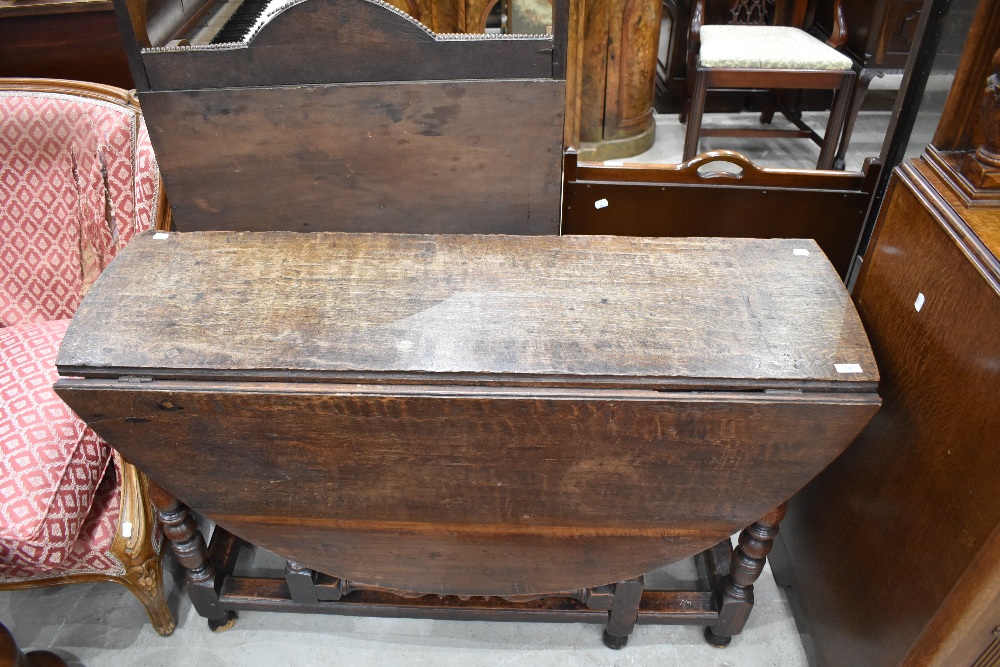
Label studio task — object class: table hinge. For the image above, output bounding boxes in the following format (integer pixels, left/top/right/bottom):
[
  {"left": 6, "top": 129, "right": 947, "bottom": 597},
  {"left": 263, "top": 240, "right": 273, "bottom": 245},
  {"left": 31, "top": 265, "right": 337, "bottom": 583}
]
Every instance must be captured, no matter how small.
[{"left": 118, "top": 375, "right": 154, "bottom": 384}]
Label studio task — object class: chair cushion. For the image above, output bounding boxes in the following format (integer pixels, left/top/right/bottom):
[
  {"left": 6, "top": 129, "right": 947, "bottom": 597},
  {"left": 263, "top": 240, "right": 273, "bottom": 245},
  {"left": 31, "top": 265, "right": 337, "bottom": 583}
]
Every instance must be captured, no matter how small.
[
  {"left": 0, "top": 454, "right": 124, "bottom": 581},
  {"left": 0, "top": 319, "right": 112, "bottom": 574},
  {"left": 699, "top": 25, "right": 853, "bottom": 71},
  {"left": 0, "top": 91, "right": 159, "bottom": 327}
]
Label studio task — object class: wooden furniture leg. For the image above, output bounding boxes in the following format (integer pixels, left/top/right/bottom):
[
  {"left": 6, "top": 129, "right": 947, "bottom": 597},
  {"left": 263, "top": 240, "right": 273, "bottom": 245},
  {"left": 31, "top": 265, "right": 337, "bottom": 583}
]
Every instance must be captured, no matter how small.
[
  {"left": 1, "top": 622, "right": 67, "bottom": 667},
  {"left": 0, "top": 623, "right": 66, "bottom": 667},
  {"left": 601, "top": 576, "right": 644, "bottom": 649},
  {"left": 818, "top": 73, "right": 856, "bottom": 170},
  {"left": 704, "top": 503, "right": 787, "bottom": 648},
  {"left": 683, "top": 69, "right": 710, "bottom": 162},
  {"left": 833, "top": 68, "right": 885, "bottom": 171},
  {"left": 146, "top": 482, "right": 237, "bottom": 632}
]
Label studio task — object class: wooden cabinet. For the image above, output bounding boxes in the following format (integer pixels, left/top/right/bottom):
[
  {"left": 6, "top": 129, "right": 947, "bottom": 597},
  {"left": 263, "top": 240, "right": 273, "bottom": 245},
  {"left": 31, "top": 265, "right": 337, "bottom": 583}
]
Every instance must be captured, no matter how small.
[
  {"left": 770, "top": 2, "right": 1000, "bottom": 662},
  {"left": 0, "top": 0, "right": 133, "bottom": 88},
  {"left": 771, "top": 158, "right": 1000, "bottom": 667}
]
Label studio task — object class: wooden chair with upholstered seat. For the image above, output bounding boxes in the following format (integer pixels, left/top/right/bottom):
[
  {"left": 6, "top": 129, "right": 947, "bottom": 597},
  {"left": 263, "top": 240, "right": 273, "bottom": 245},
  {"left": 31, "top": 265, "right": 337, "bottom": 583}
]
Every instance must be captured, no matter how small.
[
  {"left": 682, "top": 0, "right": 855, "bottom": 169},
  {"left": 0, "top": 78, "right": 174, "bottom": 636}
]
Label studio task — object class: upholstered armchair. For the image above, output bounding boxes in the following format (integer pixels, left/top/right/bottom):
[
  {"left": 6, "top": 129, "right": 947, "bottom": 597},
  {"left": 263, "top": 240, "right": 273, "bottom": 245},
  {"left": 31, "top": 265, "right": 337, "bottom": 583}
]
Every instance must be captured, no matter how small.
[
  {"left": 0, "top": 79, "right": 174, "bottom": 635},
  {"left": 682, "top": 0, "right": 855, "bottom": 169}
]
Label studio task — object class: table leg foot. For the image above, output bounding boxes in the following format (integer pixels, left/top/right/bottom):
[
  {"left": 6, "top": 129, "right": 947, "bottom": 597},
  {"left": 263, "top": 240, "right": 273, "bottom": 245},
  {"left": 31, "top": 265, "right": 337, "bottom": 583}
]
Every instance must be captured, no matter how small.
[
  {"left": 602, "top": 629, "right": 629, "bottom": 650},
  {"left": 147, "top": 481, "right": 230, "bottom": 628},
  {"left": 703, "top": 626, "right": 731, "bottom": 648},
  {"left": 209, "top": 610, "right": 238, "bottom": 633},
  {"left": 601, "top": 576, "right": 643, "bottom": 650}
]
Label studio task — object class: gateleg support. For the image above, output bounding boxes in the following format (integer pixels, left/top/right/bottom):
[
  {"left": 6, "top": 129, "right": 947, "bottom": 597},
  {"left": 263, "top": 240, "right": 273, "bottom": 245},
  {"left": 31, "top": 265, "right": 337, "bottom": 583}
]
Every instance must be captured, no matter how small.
[
  {"left": 147, "top": 481, "right": 237, "bottom": 632},
  {"left": 602, "top": 576, "right": 644, "bottom": 650},
  {"left": 705, "top": 503, "right": 787, "bottom": 648}
]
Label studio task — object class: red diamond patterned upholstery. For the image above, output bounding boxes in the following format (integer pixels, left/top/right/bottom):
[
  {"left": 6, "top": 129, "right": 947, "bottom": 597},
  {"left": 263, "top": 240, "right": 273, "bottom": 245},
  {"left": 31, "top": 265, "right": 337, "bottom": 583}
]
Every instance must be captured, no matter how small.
[
  {"left": 0, "top": 80, "right": 172, "bottom": 635},
  {"left": 0, "top": 92, "right": 159, "bottom": 327},
  {"left": 0, "top": 319, "right": 111, "bottom": 574},
  {"left": 0, "top": 86, "right": 161, "bottom": 579}
]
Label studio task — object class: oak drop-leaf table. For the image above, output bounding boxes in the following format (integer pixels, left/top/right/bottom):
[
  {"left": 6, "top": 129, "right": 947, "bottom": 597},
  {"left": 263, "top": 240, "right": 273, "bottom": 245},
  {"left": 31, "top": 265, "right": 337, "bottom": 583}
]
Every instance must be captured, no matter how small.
[{"left": 54, "top": 232, "right": 879, "bottom": 648}]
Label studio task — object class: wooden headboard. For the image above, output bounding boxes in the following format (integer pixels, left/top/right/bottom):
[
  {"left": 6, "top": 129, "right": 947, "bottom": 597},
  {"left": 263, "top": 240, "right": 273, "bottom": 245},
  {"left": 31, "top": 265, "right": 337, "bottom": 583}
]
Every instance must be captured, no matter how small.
[{"left": 114, "top": 0, "right": 568, "bottom": 234}]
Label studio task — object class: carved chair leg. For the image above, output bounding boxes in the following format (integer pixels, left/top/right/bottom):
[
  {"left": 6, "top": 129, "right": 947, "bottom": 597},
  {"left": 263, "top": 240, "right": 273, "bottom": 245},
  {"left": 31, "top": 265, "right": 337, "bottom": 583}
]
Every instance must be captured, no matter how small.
[
  {"left": 120, "top": 553, "right": 176, "bottom": 636},
  {"left": 115, "top": 461, "right": 176, "bottom": 635},
  {"left": 818, "top": 72, "right": 856, "bottom": 170},
  {"left": 833, "top": 68, "right": 882, "bottom": 170},
  {"left": 704, "top": 503, "right": 787, "bottom": 648},
  {"left": 759, "top": 93, "right": 776, "bottom": 125},
  {"left": 147, "top": 482, "right": 237, "bottom": 632},
  {"left": 601, "top": 576, "right": 644, "bottom": 649}
]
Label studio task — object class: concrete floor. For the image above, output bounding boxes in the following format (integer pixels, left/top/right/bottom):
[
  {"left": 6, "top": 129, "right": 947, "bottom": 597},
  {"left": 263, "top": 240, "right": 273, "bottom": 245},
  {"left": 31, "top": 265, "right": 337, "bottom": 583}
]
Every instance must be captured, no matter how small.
[{"left": 2, "top": 546, "right": 808, "bottom": 666}]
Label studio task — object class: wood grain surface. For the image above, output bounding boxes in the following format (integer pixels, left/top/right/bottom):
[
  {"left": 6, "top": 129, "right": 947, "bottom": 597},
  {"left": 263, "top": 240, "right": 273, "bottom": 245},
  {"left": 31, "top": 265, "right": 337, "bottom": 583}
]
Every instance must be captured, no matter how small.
[
  {"left": 139, "top": 0, "right": 556, "bottom": 90},
  {"left": 562, "top": 152, "right": 881, "bottom": 279},
  {"left": 56, "top": 381, "right": 879, "bottom": 594},
  {"left": 771, "top": 160, "right": 1000, "bottom": 667},
  {"left": 57, "top": 232, "right": 878, "bottom": 391},
  {"left": 140, "top": 81, "right": 564, "bottom": 235},
  {"left": 0, "top": 6, "right": 133, "bottom": 89},
  {"left": 55, "top": 230, "right": 879, "bottom": 596}
]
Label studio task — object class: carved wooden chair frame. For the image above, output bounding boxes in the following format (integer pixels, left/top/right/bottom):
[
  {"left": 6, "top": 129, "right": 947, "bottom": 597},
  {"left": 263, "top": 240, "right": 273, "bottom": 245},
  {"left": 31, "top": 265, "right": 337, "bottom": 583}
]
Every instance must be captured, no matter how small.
[{"left": 682, "top": 0, "right": 855, "bottom": 170}]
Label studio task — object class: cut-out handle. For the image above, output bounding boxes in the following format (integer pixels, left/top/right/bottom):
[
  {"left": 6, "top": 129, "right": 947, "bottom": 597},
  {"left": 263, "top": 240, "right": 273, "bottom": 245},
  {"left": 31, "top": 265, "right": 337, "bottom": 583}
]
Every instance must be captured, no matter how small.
[
  {"left": 696, "top": 161, "right": 745, "bottom": 179},
  {"left": 683, "top": 150, "right": 763, "bottom": 179}
]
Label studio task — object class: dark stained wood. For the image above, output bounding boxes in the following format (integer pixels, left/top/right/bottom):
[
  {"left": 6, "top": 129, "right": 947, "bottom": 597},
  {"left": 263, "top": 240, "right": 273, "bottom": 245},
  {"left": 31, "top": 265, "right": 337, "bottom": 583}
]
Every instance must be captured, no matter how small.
[
  {"left": 705, "top": 503, "right": 786, "bottom": 647},
  {"left": 284, "top": 562, "right": 320, "bottom": 605},
  {"left": 562, "top": 151, "right": 883, "bottom": 279},
  {"left": 58, "top": 232, "right": 877, "bottom": 389},
  {"left": 813, "top": 0, "right": 922, "bottom": 69},
  {"left": 133, "top": 0, "right": 556, "bottom": 90},
  {"left": 113, "top": 0, "right": 567, "bottom": 235},
  {"left": 147, "top": 482, "right": 236, "bottom": 629},
  {"left": 602, "top": 577, "right": 644, "bottom": 648},
  {"left": 192, "top": 524, "right": 728, "bottom": 632},
  {"left": 771, "top": 157, "right": 1000, "bottom": 667},
  {"left": 0, "top": 623, "right": 68, "bottom": 667},
  {"left": 0, "top": 1, "right": 133, "bottom": 88},
  {"left": 55, "top": 231, "right": 879, "bottom": 597},
  {"left": 212, "top": 561, "right": 721, "bottom": 624},
  {"left": 139, "top": 81, "right": 563, "bottom": 234}
]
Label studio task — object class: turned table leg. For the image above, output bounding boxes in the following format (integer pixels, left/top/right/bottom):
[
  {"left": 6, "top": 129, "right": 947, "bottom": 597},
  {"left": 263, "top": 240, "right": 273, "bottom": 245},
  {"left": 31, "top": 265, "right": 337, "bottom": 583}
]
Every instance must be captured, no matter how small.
[
  {"left": 705, "top": 503, "right": 787, "bottom": 648},
  {"left": 147, "top": 482, "right": 237, "bottom": 632},
  {"left": 602, "top": 576, "right": 644, "bottom": 649}
]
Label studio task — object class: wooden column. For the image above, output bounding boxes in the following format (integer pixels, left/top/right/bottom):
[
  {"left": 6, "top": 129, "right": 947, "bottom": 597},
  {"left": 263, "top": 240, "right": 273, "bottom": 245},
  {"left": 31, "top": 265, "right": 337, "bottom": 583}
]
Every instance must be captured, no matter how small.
[{"left": 573, "top": 0, "right": 662, "bottom": 159}]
